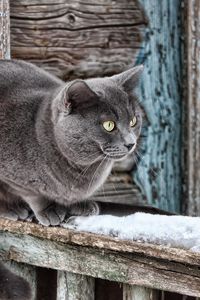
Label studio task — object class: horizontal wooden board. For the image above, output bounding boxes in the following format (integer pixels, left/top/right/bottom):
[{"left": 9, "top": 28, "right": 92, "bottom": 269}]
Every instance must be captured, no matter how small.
[
  {"left": 0, "top": 219, "right": 200, "bottom": 266},
  {"left": 91, "top": 173, "right": 144, "bottom": 205},
  {"left": 1, "top": 220, "right": 200, "bottom": 297},
  {"left": 10, "top": 0, "right": 147, "bottom": 79},
  {"left": 11, "top": 47, "right": 143, "bottom": 80}
]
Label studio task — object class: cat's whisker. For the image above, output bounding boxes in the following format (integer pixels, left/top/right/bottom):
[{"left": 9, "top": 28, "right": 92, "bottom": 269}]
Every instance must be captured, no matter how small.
[{"left": 86, "top": 155, "right": 108, "bottom": 197}]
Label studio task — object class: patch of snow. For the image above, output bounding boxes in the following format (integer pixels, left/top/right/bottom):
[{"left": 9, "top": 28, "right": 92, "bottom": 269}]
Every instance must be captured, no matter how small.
[{"left": 62, "top": 213, "right": 200, "bottom": 252}]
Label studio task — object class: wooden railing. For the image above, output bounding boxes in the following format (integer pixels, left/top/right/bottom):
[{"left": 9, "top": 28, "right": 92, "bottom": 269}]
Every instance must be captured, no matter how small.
[{"left": 0, "top": 218, "right": 200, "bottom": 299}]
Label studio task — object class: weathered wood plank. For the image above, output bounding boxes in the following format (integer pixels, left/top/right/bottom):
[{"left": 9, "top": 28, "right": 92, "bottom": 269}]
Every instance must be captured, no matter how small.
[
  {"left": 10, "top": 0, "right": 146, "bottom": 79},
  {"left": 0, "top": 219, "right": 200, "bottom": 266},
  {"left": 1, "top": 230, "right": 200, "bottom": 297},
  {"left": 0, "top": 0, "right": 10, "bottom": 59},
  {"left": 134, "top": 0, "right": 182, "bottom": 212},
  {"left": 91, "top": 173, "right": 144, "bottom": 205},
  {"left": 123, "top": 285, "right": 159, "bottom": 300},
  {"left": 4, "top": 260, "right": 37, "bottom": 300},
  {"left": 57, "top": 271, "right": 95, "bottom": 300},
  {"left": 10, "top": 46, "right": 143, "bottom": 80},
  {"left": 183, "top": 0, "right": 200, "bottom": 216}
]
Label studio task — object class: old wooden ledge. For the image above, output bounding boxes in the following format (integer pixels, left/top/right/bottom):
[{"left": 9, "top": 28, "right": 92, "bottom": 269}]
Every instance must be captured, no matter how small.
[{"left": 0, "top": 218, "right": 200, "bottom": 297}]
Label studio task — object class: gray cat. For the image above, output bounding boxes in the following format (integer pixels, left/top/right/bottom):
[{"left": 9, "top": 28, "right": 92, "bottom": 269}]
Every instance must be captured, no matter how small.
[
  {"left": 0, "top": 60, "right": 143, "bottom": 226},
  {"left": 0, "top": 60, "right": 143, "bottom": 299}
]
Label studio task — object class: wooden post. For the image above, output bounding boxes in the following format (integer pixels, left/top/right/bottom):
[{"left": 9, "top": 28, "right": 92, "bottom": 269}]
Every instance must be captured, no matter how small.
[
  {"left": 4, "top": 260, "right": 37, "bottom": 300},
  {"left": 0, "top": 0, "right": 10, "bottom": 59},
  {"left": 134, "top": 0, "right": 182, "bottom": 213},
  {"left": 123, "top": 285, "right": 159, "bottom": 300},
  {"left": 183, "top": 0, "right": 200, "bottom": 216},
  {"left": 57, "top": 271, "right": 95, "bottom": 300}
]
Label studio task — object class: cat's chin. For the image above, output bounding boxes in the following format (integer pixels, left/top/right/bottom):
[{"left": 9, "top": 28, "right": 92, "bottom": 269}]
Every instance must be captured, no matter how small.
[{"left": 104, "top": 153, "right": 128, "bottom": 161}]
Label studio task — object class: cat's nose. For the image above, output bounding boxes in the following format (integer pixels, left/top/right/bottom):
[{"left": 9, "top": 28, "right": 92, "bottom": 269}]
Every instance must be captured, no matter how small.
[{"left": 125, "top": 143, "right": 135, "bottom": 151}]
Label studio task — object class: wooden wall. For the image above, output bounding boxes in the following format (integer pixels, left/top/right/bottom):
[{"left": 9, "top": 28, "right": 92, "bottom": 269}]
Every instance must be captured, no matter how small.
[
  {"left": 10, "top": 0, "right": 146, "bottom": 80},
  {"left": 134, "top": 0, "right": 183, "bottom": 213}
]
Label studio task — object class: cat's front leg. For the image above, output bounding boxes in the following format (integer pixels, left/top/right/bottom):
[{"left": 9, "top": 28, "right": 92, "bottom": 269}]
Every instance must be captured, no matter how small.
[
  {"left": 23, "top": 196, "right": 66, "bottom": 226},
  {"left": 0, "top": 200, "right": 30, "bottom": 221},
  {"left": 64, "top": 201, "right": 100, "bottom": 226},
  {"left": 68, "top": 201, "right": 100, "bottom": 217},
  {"left": 23, "top": 195, "right": 100, "bottom": 226}
]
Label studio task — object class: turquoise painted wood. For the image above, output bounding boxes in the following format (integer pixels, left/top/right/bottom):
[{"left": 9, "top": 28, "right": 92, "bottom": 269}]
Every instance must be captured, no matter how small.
[{"left": 133, "top": 0, "right": 182, "bottom": 212}]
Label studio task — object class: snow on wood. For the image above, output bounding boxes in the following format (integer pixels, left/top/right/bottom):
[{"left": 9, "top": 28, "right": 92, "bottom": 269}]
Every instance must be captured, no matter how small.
[{"left": 63, "top": 213, "right": 200, "bottom": 252}]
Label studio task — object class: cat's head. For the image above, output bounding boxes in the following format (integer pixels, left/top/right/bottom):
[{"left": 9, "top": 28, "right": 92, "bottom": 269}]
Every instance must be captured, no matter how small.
[{"left": 52, "top": 66, "right": 143, "bottom": 165}]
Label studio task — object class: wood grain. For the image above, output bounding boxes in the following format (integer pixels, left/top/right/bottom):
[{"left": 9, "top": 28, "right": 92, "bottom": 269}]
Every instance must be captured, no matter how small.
[
  {"left": 0, "top": 218, "right": 200, "bottom": 266},
  {"left": 10, "top": 0, "right": 147, "bottom": 79},
  {"left": 183, "top": 0, "right": 200, "bottom": 216},
  {"left": 4, "top": 260, "right": 37, "bottom": 300},
  {"left": 123, "top": 285, "right": 159, "bottom": 300},
  {"left": 57, "top": 272, "right": 95, "bottom": 300},
  {"left": 134, "top": 0, "right": 182, "bottom": 213},
  {"left": 1, "top": 225, "right": 200, "bottom": 296},
  {"left": 0, "top": 0, "right": 10, "bottom": 58},
  {"left": 90, "top": 173, "right": 144, "bottom": 205}
]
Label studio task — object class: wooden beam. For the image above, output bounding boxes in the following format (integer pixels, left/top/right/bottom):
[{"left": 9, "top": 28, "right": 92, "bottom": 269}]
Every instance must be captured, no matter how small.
[
  {"left": 0, "top": 0, "right": 10, "bottom": 59},
  {"left": 57, "top": 272, "right": 95, "bottom": 300},
  {"left": 183, "top": 0, "right": 200, "bottom": 215},
  {"left": 0, "top": 219, "right": 199, "bottom": 266},
  {"left": 1, "top": 220, "right": 200, "bottom": 296}
]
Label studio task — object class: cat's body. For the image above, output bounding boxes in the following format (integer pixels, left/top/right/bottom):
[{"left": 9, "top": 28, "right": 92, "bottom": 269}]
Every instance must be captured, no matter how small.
[
  {"left": 0, "top": 60, "right": 143, "bottom": 299},
  {"left": 0, "top": 60, "right": 143, "bottom": 226},
  {"left": 0, "top": 60, "right": 112, "bottom": 206}
]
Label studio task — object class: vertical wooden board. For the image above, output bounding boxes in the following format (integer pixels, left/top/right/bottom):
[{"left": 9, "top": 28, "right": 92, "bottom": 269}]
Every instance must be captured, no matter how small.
[
  {"left": 123, "top": 285, "right": 159, "bottom": 300},
  {"left": 57, "top": 271, "right": 95, "bottom": 300},
  {"left": 133, "top": 0, "right": 182, "bottom": 212},
  {"left": 183, "top": 0, "right": 200, "bottom": 216},
  {"left": 4, "top": 260, "right": 37, "bottom": 300},
  {"left": 0, "top": 0, "right": 10, "bottom": 59}
]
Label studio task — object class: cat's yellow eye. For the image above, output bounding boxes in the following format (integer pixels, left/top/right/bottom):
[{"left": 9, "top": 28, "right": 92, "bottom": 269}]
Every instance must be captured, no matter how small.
[
  {"left": 102, "top": 121, "right": 115, "bottom": 132},
  {"left": 130, "top": 116, "right": 137, "bottom": 127}
]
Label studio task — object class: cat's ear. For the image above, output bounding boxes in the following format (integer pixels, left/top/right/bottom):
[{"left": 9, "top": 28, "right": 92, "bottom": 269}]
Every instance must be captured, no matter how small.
[
  {"left": 65, "top": 80, "right": 98, "bottom": 110},
  {"left": 111, "top": 65, "right": 143, "bottom": 92},
  {"left": 52, "top": 80, "right": 97, "bottom": 122}
]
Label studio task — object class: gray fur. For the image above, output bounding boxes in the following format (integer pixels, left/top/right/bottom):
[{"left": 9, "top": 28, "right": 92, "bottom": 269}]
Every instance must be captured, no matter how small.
[{"left": 0, "top": 60, "right": 143, "bottom": 225}]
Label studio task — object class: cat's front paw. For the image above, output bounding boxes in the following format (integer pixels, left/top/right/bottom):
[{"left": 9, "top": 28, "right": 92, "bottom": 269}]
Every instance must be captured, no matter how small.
[
  {"left": 0, "top": 203, "right": 30, "bottom": 221},
  {"left": 68, "top": 201, "right": 100, "bottom": 217},
  {"left": 35, "top": 203, "right": 66, "bottom": 226}
]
